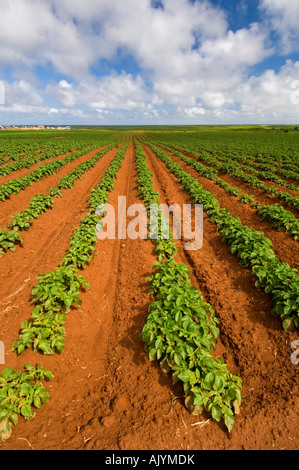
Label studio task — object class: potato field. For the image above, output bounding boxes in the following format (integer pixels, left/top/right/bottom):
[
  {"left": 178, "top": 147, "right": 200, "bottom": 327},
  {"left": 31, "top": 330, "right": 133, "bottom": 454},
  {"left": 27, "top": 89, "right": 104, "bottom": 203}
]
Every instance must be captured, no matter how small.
[{"left": 0, "top": 126, "right": 298, "bottom": 450}]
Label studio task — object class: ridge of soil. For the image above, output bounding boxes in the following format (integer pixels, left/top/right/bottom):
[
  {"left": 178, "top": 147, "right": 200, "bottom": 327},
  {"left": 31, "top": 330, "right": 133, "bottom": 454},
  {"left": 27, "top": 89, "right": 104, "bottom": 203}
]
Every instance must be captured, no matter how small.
[{"left": 0, "top": 137, "right": 298, "bottom": 450}]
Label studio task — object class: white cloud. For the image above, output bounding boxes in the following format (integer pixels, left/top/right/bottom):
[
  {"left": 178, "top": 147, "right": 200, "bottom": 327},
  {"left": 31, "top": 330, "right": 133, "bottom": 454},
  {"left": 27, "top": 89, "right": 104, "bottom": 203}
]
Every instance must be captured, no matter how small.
[
  {"left": 0, "top": 0, "right": 229, "bottom": 81},
  {"left": 181, "top": 106, "right": 206, "bottom": 118},
  {"left": 46, "top": 72, "right": 149, "bottom": 111},
  {"left": 0, "top": 0, "right": 96, "bottom": 77},
  {"left": 0, "top": 0, "right": 298, "bottom": 124},
  {"left": 59, "top": 80, "right": 73, "bottom": 90},
  {"left": 259, "top": 0, "right": 299, "bottom": 54},
  {"left": 234, "top": 60, "right": 299, "bottom": 120},
  {"left": 49, "top": 107, "right": 59, "bottom": 114},
  {"left": 1, "top": 79, "right": 45, "bottom": 110},
  {"left": 198, "top": 23, "right": 271, "bottom": 68},
  {"left": 201, "top": 92, "right": 226, "bottom": 109}
]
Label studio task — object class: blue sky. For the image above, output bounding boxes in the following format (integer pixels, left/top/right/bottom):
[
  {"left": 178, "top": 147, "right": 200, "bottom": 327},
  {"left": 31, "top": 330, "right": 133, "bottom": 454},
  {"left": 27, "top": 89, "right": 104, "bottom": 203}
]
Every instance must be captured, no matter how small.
[{"left": 0, "top": 0, "right": 298, "bottom": 125}]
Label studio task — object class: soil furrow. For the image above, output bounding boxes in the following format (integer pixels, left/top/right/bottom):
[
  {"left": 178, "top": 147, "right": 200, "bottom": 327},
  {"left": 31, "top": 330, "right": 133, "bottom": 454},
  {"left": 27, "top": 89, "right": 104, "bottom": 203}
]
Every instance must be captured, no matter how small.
[
  {"left": 0, "top": 145, "right": 110, "bottom": 227},
  {"left": 153, "top": 144, "right": 299, "bottom": 270},
  {"left": 0, "top": 145, "right": 123, "bottom": 338},
  {"left": 167, "top": 144, "right": 299, "bottom": 215},
  {"left": 0, "top": 134, "right": 298, "bottom": 451},
  {"left": 138, "top": 140, "right": 299, "bottom": 450}
]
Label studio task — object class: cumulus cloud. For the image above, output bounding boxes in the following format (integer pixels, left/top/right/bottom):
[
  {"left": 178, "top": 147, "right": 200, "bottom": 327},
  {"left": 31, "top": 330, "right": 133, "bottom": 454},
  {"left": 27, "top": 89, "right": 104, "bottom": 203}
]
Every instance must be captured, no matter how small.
[
  {"left": 260, "top": 0, "right": 299, "bottom": 54},
  {"left": 0, "top": 0, "right": 298, "bottom": 124},
  {"left": 0, "top": 0, "right": 96, "bottom": 77},
  {"left": 234, "top": 60, "right": 299, "bottom": 120},
  {"left": 6, "top": 80, "right": 44, "bottom": 106},
  {"left": 46, "top": 72, "right": 149, "bottom": 111}
]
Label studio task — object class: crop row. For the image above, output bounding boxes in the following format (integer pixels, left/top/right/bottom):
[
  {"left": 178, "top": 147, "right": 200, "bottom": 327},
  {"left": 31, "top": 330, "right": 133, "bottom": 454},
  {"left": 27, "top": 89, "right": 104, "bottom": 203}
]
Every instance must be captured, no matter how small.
[
  {"left": 0, "top": 142, "right": 129, "bottom": 440},
  {"left": 0, "top": 145, "right": 88, "bottom": 177},
  {"left": 12, "top": 141, "right": 129, "bottom": 356},
  {"left": 0, "top": 130, "right": 116, "bottom": 164},
  {"left": 145, "top": 130, "right": 299, "bottom": 174},
  {"left": 192, "top": 144, "right": 299, "bottom": 190},
  {"left": 134, "top": 138, "right": 242, "bottom": 432},
  {"left": 153, "top": 142, "right": 299, "bottom": 240},
  {"left": 0, "top": 144, "right": 104, "bottom": 202},
  {"left": 0, "top": 133, "right": 120, "bottom": 172},
  {"left": 146, "top": 133, "right": 299, "bottom": 207},
  {"left": 221, "top": 157, "right": 298, "bottom": 192},
  {"left": 0, "top": 143, "right": 117, "bottom": 256},
  {"left": 243, "top": 157, "right": 299, "bottom": 182},
  {"left": 165, "top": 140, "right": 299, "bottom": 212},
  {"left": 142, "top": 140, "right": 299, "bottom": 332}
]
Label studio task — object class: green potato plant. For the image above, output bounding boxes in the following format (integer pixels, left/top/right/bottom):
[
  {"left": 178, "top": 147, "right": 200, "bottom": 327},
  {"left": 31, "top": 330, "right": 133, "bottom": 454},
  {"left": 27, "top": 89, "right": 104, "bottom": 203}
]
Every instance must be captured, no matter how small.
[
  {"left": 11, "top": 266, "right": 89, "bottom": 355},
  {"left": 0, "top": 229, "right": 24, "bottom": 255},
  {"left": 135, "top": 138, "right": 242, "bottom": 432},
  {"left": 0, "top": 364, "right": 53, "bottom": 441},
  {"left": 142, "top": 141, "right": 299, "bottom": 331},
  {"left": 12, "top": 142, "right": 129, "bottom": 356}
]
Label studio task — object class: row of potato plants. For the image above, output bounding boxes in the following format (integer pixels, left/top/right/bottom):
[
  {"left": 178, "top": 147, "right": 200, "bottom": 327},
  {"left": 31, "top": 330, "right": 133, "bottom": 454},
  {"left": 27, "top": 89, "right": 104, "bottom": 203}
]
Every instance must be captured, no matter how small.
[
  {"left": 143, "top": 140, "right": 299, "bottom": 332},
  {"left": 0, "top": 143, "right": 87, "bottom": 177},
  {"left": 221, "top": 155, "right": 298, "bottom": 192},
  {"left": 244, "top": 157, "right": 299, "bottom": 182},
  {"left": 0, "top": 145, "right": 47, "bottom": 165},
  {"left": 0, "top": 143, "right": 102, "bottom": 202},
  {"left": 216, "top": 150, "right": 299, "bottom": 189},
  {"left": 0, "top": 143, "right": 116, "bottom": 256},
  {"left": 0, "top": 134, "right": 87, "bottom": 164},
  {"left": 153, "top": 142, "right": 299, "bottom": 240},
  {"left": 0, "top": 133, "right": 118, "bottom": 170},
  {"left": 187, "top": 139, "right": 299, "bottom": 190},
  {"left": 0, "top": 364, "right": 54, "bottom": 441},
  {"left": 147, "top": 134, "right": 299, "bottom": 211},
  {"left": 0, "top": 129, "right": 119, "bottom": 160},
  {"left": 173, "top": 141, "right": 299, "bottom": 211},
  {"left": 134, "top": 138, "right": 242, "bottom": 432},
  {"left": 0, "top": 136, "right": 48, "bottom": 156},
  {"left": 0, "top": 142, "right": 128, "bottom": 440},
  {"left": 0, "top": 142, "right": 70, "bottom": 167},
  {"left": 147, "top": 130, "right": 299, "bottom": 181},
  {"left": 204, "top": 142, "right": 299, "bottom": 182},
  {"left": 11, "top": 141, "right": 128, "bottom": 356}
]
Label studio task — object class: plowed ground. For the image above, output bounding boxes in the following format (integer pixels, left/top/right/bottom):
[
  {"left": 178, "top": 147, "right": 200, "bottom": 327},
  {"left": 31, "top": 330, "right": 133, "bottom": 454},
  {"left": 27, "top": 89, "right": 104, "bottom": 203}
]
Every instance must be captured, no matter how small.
[{"left": 0, "top": 136, "right": 298, "bottom": 451}]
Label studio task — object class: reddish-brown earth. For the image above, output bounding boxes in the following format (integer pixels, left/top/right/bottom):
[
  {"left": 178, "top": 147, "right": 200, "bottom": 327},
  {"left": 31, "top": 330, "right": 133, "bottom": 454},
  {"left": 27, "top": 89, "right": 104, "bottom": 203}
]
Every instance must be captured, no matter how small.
[
  {"left": 151, "top": 143, "right": 299, "bottom": 271},
  {"left": 0, "top": 136, "right": 298, "bottom": 451},
  {"left": 167, "top": 143, "right": 299, "bottom": 218},
  {"left": 0, "top": 149, "right": 78, "bottom": 185},
  {"left": 0, "top": 145, "right": 110, "bottom": 227}
]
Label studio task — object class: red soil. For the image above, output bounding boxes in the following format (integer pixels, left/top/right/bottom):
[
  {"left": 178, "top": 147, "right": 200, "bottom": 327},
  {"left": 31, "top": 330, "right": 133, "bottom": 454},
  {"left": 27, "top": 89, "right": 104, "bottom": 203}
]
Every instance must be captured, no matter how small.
[
  {"left": 176, "top": 145, "right": 299, "bottom": 217},
  {"left": 0, "top": 150, "right": 79, "bottom": 185},
  {"left": 0, "top": 137, "right": 298, "bottom": 451},
  {"left": 0, "top": 146, "right": 108, "bottom": 228},
  {"left": 153, "top": 144, "right": 299, "bottom": 271}
]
